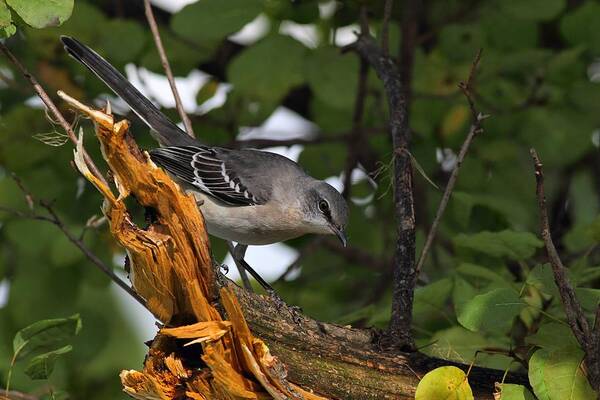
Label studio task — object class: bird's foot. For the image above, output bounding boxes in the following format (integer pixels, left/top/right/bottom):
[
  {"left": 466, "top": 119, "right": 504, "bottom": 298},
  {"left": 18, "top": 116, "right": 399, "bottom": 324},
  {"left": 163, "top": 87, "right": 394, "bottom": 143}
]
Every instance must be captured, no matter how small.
[
  {"left": 267, "top": 289, "right": 303, "bottom": 324},
  {"left": 219, "top": 263, "right": 229, "bottom": 274}
]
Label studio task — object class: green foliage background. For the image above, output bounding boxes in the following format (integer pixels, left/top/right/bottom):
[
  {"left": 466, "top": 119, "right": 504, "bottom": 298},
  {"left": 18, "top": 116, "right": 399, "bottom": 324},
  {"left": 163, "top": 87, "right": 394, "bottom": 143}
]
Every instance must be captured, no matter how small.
[{"left": 0, "top": 0, "right": 599, "bottom": 398}]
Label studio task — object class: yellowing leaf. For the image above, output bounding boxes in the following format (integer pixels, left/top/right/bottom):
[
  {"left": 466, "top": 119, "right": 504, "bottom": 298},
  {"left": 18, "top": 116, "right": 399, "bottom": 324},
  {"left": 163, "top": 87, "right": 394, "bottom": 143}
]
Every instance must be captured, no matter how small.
[
  {"left": 415, "top": 366, "right": 474, "bottom": 400},
  {"left": 441, "top": 104, "right": 470, "bottom": 137}
]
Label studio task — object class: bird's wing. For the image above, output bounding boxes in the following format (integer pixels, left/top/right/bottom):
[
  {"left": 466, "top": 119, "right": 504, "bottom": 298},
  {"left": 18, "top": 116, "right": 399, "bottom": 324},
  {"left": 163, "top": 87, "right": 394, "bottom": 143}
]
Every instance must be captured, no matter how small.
[{"left": 149, "top": 146, "right": 268, "bottom": 206}]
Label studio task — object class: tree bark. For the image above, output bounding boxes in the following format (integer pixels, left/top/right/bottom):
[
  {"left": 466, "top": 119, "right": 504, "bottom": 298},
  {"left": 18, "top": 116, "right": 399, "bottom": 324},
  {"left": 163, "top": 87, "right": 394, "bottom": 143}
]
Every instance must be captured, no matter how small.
[{"left": 230, "top": 283, "right": 528, "bottom": 400}]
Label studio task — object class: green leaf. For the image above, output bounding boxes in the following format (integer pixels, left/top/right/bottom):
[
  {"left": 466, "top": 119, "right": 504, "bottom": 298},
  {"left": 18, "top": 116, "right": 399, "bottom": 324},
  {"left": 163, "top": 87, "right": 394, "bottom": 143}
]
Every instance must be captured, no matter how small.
[
  {"left": 228, "top": 34, "right": 306, "bottom": 102},
  {"left": 0, "top": 1, "right": 15, "bottom": 38},
  {"left": 574, "top": 288, "right": 600, "bottom": 311},
  {"left": 529, "top": 349, "right": 551, "bottom": 400},
  {"left": 499, "top": 0, "right": 565, "bottom": 21},
  {"left": 196, "top": 80, "right": 219, "bottom": 106},
  {"left": 305, "top": 46, "right": 359, "bottom": 110},
  {"left": 97, "top": 20, "right": 146, "bottom": 66},
  {"left": 24, "top": 345, "right": 72, "bottom": 380},
  {"left": 438, "top": 24, "right": 484, "bottom": 62},
  {"left": 13, "top": 314, "right": 82, "bottom": 360},
  {"left": 452, "top": 276, "right": 477, "bottom": 316},
  {"left": 560, "top": 2, "right": 600, "bottom": 54},
  {"left": 498, "top": 383, "right": 536, "bottom": 400},
  {"left": 6, "top": 0, "right": 73, "bottom": 28},
  {"left": 526, "top": 322, "right": 579, "bottom": 351},
  {"left": 481, "top": 12, "right": 537, "bottom": 51},
  {"left": 422, "top": 326, "right": 488, "bottom": 364},
  {"left": 171, "top": 0, "right": 262, "bottom": 46},
  {"left": 139, "top": 28, "right": 210, "bottom": 76},
  {"left": 298, "top": 142, "right": 346, "bottom": 179},
  {"left": 453, "top": 230, "right": 543, "bottom": 260},
  {"left": 526, "top": 263, "right": 558, "bottom": 298},
  {"left": 456, "top": 263, "right": 510, "bottom": 285},
  {"left": 544, "top": 348, "right": 595, "bottom": 400},
  {"left": 415, "top": 366, "right": 474, "bottom": 400},
  {"left": 457, "top": 288, "right": 524, "bottom": 332},
  {"left": 414, "top": 278, "right": 454, "bottom": 320},
  {"left": 50, "top": 233, "right": 84, "bottom": 267}
]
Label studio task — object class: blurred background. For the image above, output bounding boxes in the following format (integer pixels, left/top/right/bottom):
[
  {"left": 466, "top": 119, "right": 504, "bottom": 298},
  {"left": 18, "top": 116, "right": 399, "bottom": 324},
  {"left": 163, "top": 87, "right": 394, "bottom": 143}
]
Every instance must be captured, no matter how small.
[{"left": 1, "top": 0, "right": 599, "bottom": 398}]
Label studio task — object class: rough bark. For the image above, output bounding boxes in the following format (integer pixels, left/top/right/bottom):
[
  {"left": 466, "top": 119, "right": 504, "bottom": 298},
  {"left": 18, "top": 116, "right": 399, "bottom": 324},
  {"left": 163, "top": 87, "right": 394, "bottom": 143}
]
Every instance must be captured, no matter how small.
[{"left": 59, "top": 92, "right": 528, "bottom": 399}]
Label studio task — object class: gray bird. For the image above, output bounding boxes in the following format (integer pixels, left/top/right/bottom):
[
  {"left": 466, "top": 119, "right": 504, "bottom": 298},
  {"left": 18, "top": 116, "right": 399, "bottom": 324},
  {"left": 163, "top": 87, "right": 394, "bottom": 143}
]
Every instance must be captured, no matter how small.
[{"left": 60, "top": 36, "right": 348, "bottom": 295}]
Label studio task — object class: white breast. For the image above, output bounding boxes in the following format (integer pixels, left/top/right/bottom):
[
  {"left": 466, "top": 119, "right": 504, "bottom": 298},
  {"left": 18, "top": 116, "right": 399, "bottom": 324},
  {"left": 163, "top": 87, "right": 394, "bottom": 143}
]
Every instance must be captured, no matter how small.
[{"left": 191, "top": 192, "right": 309, "bottom": 245}]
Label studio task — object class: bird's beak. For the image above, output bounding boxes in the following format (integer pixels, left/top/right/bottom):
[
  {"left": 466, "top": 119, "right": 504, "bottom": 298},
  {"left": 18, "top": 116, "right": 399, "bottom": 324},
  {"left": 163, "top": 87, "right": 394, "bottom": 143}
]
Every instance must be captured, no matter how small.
[{"left": 330, "top": 225, "right": 347, "bottom": 247}]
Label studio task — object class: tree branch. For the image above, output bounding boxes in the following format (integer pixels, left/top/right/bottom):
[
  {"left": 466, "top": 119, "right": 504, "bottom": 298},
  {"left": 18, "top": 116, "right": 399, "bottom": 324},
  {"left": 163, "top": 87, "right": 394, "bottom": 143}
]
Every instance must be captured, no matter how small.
[
  {"left": 415, "top": 49, "right": 486, "bottom": 274},
  {"left": 530, "top": 148, "right": 600, "bottom": 393},
  {"left": 345, "top": 22, "right": 416, "bottom": 349},
  {"left": 0, "top": 43, "right": 107, "bottom": 188},
  {"left": 143, "top": 0, "right": 195, "bottom": 138},
  {"left": 345, "top": 0, "right": 421, "bottom": 349}
]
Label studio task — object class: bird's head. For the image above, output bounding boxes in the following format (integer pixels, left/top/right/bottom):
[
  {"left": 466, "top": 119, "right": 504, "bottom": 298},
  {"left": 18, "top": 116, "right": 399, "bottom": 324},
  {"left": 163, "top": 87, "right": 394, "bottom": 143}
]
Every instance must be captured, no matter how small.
[{"left": 302, "top": 181, "right": 349, "bottom": 246}]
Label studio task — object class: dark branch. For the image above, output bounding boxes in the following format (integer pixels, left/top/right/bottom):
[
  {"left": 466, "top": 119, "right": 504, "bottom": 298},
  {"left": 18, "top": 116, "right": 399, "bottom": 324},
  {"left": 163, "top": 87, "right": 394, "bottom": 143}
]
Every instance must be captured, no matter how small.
[
  {"left": 415, "top": 49, "right": 486, "bottom": 274},
  {"left": 530, "top": 148, "right": 600, "bottom": 393},
  {"left": 143, "top": 0, "right": 195, "bottom": 138},
  {"left": 345, "top": 25, "right": 416, "bottom": 349}
]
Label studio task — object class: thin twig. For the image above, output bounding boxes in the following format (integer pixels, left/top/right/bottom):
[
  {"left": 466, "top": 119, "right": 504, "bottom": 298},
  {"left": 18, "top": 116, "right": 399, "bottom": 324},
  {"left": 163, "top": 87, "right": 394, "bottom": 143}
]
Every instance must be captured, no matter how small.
[
  {"left": 531, "top": 148, "right": 600, "bottom": 393},
  {"left": 381, "top": 0, "right": 394, "bottom": 56},
  {"left": 415, "top": 49, "right": 486, "bottom": 274},
  {"left": 143, "top": 0, "right": 195, "bottom": 138},
  {"left": 530, "top": 149, "right": 590, "bottom": 344},
  {"left": 0, "top": 175, "right": 148, "bottom": 310},
  {"left": 0, "top": 43, "right": 107, "bottom": 188}
]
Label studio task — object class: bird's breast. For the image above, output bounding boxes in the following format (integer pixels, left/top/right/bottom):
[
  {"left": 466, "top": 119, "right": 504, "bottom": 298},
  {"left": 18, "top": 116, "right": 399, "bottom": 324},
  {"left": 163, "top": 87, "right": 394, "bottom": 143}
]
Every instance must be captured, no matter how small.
[{"left": 192, "top": 192, "right": 307, "bottom": 245}]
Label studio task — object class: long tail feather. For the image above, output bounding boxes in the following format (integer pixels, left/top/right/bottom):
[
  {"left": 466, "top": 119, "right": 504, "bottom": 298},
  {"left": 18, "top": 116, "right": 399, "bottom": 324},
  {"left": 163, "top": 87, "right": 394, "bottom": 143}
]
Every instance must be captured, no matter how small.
[{"left": 60, "top": 36, "right": 195, "bottom": 146}]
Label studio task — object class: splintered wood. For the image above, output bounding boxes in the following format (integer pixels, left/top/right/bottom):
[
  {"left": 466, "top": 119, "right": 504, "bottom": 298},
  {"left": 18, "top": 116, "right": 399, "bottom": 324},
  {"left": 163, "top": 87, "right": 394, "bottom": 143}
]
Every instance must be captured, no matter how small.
[{"left": 59, "top": 91, "right": 328, "bottom": 400}]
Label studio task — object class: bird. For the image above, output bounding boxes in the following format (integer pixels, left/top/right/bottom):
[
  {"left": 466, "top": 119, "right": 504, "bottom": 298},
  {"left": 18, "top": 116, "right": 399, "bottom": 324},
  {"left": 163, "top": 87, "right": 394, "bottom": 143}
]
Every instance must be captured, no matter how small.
[{"left": 60, "top": 36, "right": 348, "bottom": 298}]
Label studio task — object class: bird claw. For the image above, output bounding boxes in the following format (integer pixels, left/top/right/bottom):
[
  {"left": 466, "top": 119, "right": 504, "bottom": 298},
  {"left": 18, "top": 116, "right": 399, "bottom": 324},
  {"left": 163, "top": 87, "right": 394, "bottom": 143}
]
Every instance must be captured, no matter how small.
[
  {"left": 220, "top": 263, "right": 229, "bottom": 274},
  {"left": 267, "top": 289, "right": 303, "bottom": 324}
]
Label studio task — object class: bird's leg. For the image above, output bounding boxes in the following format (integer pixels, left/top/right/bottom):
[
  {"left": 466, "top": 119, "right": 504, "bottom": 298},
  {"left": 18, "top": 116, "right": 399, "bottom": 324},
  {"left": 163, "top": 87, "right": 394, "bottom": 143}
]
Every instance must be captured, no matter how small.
[
  {"left": 230, "top": 245, "right": 303, "bottom": 323},
  {"left": 231, "top": 244, "right": 274, "bottom": 293},
  {"left": 229, "top": 242, "right": 253, "bottom": 292}
]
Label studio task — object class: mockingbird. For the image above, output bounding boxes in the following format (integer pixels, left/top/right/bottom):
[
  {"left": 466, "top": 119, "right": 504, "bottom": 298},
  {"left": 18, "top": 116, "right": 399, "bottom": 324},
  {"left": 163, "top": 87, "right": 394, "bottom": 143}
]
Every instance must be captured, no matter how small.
[{"left": 60, "top": 36, "right": 348, "bottom": 297}]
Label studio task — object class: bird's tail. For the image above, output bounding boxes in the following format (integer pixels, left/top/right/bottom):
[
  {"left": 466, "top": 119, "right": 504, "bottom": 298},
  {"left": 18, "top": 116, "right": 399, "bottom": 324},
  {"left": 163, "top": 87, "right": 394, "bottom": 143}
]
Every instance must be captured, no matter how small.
[{"left": 60, "top": 36, "right": 195, "bottom": 146}]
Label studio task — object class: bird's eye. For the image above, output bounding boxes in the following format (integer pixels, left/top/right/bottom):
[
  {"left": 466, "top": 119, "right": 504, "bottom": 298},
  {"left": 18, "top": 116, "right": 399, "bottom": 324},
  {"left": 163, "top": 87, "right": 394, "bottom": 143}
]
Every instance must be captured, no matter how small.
[{"left": 318, "top": 200, "right": 329, "bottom": 213}]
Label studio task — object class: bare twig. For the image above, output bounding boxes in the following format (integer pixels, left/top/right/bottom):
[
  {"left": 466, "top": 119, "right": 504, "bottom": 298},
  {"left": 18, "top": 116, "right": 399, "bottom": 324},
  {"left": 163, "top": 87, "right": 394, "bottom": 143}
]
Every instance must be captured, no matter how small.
[
  {"left": 0, "top": 175, "right": 148, "bottom": 310},
  {"left": 415, "top": 49, "right": 486, "bottom": 274},
  {"left": 530, "top": 148, "right": 600, "bottom": 393},
  {"left": 143, "top": 0, "right": 195, "bottom": 138},
  {"left": 0, "top": 43, "right": 107, "bottom": 188}
]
